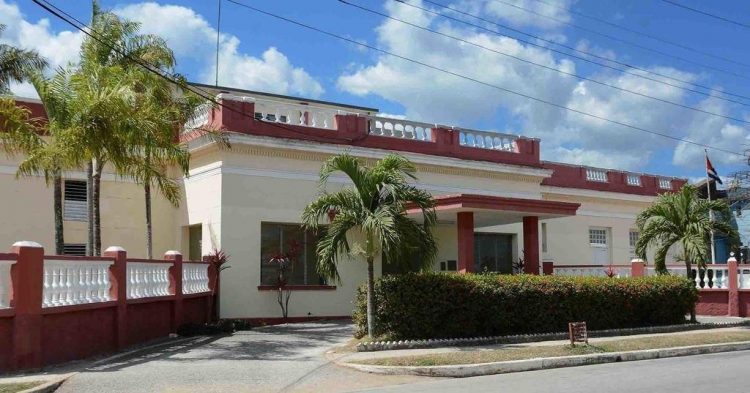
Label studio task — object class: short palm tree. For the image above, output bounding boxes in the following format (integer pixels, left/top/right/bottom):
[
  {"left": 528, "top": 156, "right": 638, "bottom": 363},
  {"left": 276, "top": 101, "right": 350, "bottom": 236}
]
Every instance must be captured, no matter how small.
[
  {"left": 302, "top": 153, "right": 438, "bottom": 338},
  {"left": 636, "top": 184, "right": 738, "bottom": 275}
]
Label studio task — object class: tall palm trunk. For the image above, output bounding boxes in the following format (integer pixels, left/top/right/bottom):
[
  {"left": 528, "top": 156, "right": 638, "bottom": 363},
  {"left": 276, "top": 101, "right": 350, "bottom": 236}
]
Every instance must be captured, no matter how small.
[
  {"left": 145, "top": 182, "right": 153, "bottom": 259},
  {"left": 53, "top": 174, "right": 64, "bottom": 255},
  {"left": 366, "top": 256, "right": 375, "bottom": 338},
  {"left": 93, "top": 158, "right": 104, "bottom": 256},
  {"left": 685, "top": 256, "right": 697, "bottom": 323},
  {"left": 86, "top": 161, "right": 94, "bottom": 256}
]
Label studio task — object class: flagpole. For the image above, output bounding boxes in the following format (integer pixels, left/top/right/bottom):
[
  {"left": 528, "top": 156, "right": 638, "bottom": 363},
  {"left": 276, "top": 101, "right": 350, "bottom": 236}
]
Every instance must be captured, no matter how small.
[{"left": 706, "top": 149, "right": 716, "bottom": 264}]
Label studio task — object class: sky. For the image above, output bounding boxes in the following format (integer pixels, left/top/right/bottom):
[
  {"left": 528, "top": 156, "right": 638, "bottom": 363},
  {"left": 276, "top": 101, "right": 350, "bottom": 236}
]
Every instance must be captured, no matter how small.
[{"left": 2, "top": 0, "right": 750, "bottom": 182}]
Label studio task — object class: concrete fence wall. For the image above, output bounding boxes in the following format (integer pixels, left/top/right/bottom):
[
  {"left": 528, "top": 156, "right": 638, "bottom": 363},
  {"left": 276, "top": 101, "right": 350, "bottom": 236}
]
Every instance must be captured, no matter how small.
[
  {"left": 544, "top": 257, "right": 746, "bottom": 318},
  {"left": 0, "top": 241, "right": 215, "bottom": 372}
]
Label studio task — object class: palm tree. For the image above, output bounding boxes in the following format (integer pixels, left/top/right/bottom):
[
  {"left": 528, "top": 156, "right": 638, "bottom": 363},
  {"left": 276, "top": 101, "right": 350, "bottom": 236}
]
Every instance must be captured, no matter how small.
[
  {"left": 0, "top": 24, "right": 47, "bottom": 94},
  {"left": 302, "top": 153, "right": 438, "bottom": 338},
  {"left": 636, "top": 184, "right": 739, "bottom": 275},
  {"left": 14, "top": 69, "right": 79, "bottom": 255},
  {"left": 71, "top": 1, "right": 178, "bottom": 255}
]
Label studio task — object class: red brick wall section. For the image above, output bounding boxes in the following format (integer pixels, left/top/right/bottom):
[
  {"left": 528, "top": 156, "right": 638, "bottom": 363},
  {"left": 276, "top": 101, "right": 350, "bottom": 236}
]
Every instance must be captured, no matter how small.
[
  {"left": 41, "top": 307, "right": 117, "bottom": 366},
  {"left": 1, "top": 244, "right": 215, "bottom": 372},
  {"left": 739, "top": 292, "right": 750, "bottom": 317},
  {"left": 0, "top": 317, "right": 12, "bottom": 370},
  {"left": 695, "top": 291, "right": 730, "bottom": 316},
  {"left": 126, "top": 301, "right": 173, "bottom": 347}
]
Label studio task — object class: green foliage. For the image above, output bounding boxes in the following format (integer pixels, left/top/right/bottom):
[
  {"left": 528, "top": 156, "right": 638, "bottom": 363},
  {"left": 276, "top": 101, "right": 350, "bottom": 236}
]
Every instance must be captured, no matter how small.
[
  {"left": 636, "top": 184, "right": 739, "bottom": 273},
  {"left": 353, "top": 273, "right": 698, "bottom": 340}
]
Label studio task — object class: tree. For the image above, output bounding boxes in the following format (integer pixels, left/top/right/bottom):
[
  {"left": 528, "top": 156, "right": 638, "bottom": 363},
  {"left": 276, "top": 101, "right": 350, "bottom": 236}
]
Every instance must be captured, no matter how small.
[
  {"left": 71, "top": 1, "right": 179, "bottom": 255},
  {"left": 636, "top": 184, "right": 739, "bottom": 275},
  {"left": 0, "top": 24, "right": 46, "bottom": 94},
  {"left": 302, "top": 153, "right": 438, "bottom": 338}
]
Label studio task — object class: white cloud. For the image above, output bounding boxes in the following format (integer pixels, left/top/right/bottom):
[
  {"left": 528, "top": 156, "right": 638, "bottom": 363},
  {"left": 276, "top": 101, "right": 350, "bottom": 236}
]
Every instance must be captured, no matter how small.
[
  {"left": 337, "top": 0, "right": 750, "bottom": 172},
  {"left": 457, "top": 0, "right": 575, "bottom": 30},
  {"left": 0, "top": 0, "right": 83, "bottom": 98},
  {"left": 114, "top": 2, "right": 323, "bottom": 98}
]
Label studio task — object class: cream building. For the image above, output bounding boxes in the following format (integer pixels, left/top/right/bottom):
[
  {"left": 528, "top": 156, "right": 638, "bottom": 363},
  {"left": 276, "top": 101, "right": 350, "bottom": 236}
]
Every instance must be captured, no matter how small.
[{"left": 1, "top": 86, "right": 686, "bottom": 321}]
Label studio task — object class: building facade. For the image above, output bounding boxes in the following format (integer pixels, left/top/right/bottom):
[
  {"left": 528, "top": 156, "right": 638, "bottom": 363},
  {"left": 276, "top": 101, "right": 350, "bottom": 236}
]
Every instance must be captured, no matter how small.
[{"left": 1, "top": 87, "right": 687, "bottom": 321}]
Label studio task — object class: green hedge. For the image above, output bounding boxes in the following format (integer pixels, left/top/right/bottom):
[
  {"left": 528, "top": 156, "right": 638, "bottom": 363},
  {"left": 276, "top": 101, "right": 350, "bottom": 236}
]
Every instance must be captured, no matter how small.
[{"left": 353, "top": 273, "right": 698, "bottom": 340}]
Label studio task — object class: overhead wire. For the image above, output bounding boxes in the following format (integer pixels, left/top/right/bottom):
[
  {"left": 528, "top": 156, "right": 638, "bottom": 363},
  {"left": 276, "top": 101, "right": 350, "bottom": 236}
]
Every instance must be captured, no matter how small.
[{"left": 340, "top": 0, "right": 750, "bottom": 125}]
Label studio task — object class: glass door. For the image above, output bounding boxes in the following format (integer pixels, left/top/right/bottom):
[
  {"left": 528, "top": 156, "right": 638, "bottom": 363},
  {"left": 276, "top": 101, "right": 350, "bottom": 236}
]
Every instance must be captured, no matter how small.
[{"left": 474, "top": 233, "right": 513, "bottom": 274}]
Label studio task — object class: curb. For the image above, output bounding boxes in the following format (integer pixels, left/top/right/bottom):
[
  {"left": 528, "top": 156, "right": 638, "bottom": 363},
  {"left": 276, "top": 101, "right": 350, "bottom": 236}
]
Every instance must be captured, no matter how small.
[
  {"left": 341, "top": 341, "right": 750, "bottom": 377},
  {"left": 356, "top": 320, "right": 750, "bottom": 352},
  {"left": 17, "top": 376, "right": 70, "bottom": 393}
]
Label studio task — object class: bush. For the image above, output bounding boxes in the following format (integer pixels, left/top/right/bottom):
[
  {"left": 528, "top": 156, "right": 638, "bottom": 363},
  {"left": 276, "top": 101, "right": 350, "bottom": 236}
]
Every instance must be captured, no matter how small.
[{"left": 353, "top": 273, "right": 698, "bottom": 340}]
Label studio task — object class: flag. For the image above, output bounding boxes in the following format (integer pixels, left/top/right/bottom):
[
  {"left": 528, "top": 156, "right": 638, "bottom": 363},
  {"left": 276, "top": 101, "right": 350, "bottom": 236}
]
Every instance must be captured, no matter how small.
[{"left": 706, "top": 155, "right": 723, "bottom": 185}]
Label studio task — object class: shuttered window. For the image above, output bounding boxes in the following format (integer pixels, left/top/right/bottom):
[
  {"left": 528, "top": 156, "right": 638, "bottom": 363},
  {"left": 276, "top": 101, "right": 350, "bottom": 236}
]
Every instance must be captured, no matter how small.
[
  {"left": 63, "top": 243, "right": 86, "bottom": 256},
  {"left": 63, "top": 180, "right": 88, "bottom": 221}
]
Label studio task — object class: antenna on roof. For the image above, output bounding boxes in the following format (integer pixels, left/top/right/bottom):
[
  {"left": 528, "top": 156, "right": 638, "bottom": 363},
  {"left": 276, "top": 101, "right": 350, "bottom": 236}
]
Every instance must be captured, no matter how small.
[{"left": 215, "top": 0, "right": 222, "bottom": 86}]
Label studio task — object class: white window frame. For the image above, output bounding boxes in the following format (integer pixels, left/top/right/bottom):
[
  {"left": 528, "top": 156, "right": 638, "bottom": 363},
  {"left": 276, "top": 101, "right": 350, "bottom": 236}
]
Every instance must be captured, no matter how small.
[
  {"left": 629, "top": 230, "right": 639, "bottom": 257},
  {"left": 586, "top": 168, "right": 608, "bottom": 182},
  {"left": 589, "top": 228, "right": 608, "bottom": 247}
]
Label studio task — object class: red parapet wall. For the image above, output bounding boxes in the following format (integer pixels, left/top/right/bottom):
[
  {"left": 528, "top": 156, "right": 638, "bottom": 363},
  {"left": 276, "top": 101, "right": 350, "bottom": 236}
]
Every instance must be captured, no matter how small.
[
  {"left": 0, "top": 243, "right": 215, "bottom": 372},
  {"left": 695, "top": 291, "right": 730, "bottom": 316}
]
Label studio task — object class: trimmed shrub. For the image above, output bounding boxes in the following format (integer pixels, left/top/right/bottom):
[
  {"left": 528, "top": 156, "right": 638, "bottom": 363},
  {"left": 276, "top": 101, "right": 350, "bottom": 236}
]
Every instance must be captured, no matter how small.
[{"left": 353, "top": 273, "right": 698, "bottom": 340}]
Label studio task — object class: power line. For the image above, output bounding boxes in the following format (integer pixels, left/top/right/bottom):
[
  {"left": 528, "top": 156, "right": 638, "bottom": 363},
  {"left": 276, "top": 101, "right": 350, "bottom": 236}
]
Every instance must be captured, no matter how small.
[
  {"left": 30, "top": 0, "right": 367, "bottom": 149},
  {"left": 661, "top": 0, "right": 750, "bottom": 30},
  {"left": 487, "top": 0, "right": 750, "bottom": 80},
  {"left": 222, "top": 0, "right": 742, "bottom": 157},
  {"left": 340, "top": 0, "right": 750, "bottom": 125},
  {"left": 528, "top": 0, "right": 750, "bottom": 68},
  {"left": 403, "top": 0, "right": 750, "bottom": 108}
]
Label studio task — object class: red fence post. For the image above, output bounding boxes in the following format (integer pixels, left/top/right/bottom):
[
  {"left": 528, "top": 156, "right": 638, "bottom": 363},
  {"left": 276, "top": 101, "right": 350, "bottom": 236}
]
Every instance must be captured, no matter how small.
[
  {"left": 542, "top": 260, "right": 554, "bottom": 275},
  {"left": 631, "top": 258, "right": 646, "bottom": 277},
  {"left": 10, "top": 241, "right": 44, "bottom": 370},
  {"left": 104, "top": 246, "right": 128, "bottom": 350},
  {"left": 728, "top": 255, "right": 740, "bottom": 317},
  {"left": 166, "top": 251, "right": 183, "bottom": 332}
]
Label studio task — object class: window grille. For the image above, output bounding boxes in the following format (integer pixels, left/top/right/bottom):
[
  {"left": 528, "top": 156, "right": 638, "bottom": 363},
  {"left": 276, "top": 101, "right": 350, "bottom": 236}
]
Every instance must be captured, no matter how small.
[
  {"left": 589, "top": 228, "right": 607, "bottom": 246},
  {"left": 626, "top": 174, "right": 641, "bottom": 186},
  {"left": 62, "top": 243, "right": 86, "bottom": 256},
  {"left": 659, "top": 178, "right": 672, "bottom": 189},
  {"left": 586, "top": 169, "right": 607, "bottom": 182}
]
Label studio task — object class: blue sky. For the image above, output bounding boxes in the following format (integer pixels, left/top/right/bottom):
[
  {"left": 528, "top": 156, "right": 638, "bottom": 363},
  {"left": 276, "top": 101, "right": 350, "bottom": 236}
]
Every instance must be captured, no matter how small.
[{"left": 3, "top": 0, "right": 750, "bottom": 181}]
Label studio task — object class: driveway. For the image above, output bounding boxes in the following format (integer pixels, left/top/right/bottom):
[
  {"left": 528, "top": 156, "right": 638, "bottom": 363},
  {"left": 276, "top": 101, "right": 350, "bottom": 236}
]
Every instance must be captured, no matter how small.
[{"left": 56, "top": 321, "right": 424, "bottom": 393}]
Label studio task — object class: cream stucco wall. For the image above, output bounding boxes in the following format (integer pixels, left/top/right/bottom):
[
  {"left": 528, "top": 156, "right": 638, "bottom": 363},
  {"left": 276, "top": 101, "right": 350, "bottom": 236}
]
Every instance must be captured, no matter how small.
[{"left": 0, "top": 154, "right": 179, "bottom": 257}]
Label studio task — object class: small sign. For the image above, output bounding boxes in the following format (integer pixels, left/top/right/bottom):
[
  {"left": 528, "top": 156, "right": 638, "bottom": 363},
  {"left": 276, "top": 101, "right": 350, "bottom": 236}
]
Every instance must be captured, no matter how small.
[{"left": 568, "top": 322, "right": 588, "bottom": 346}]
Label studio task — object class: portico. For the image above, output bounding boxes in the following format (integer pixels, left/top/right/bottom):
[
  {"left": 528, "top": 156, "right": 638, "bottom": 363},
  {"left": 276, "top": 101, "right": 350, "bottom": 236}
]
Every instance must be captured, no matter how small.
[{"left": 411, "top": 194, "right": 580, "bottom": 275}]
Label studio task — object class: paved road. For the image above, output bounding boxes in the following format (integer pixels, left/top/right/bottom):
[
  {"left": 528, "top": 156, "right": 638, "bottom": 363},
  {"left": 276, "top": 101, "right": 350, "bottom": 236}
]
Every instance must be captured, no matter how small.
[
  {"left": 56, "top": 322, "right": 423, "bottom": 393},
  {"left": 359, "top": 350, "right": 750, "bottom": 392}
]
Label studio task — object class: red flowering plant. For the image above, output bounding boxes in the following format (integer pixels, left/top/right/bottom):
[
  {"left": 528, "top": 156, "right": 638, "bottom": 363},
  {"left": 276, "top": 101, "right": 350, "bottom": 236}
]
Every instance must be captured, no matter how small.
[
  {"left": 604, "top": 264, "right": 617, "bottom": 278},
  {"left": 267, "top": 239, "right": 302, "bottom": 319}
]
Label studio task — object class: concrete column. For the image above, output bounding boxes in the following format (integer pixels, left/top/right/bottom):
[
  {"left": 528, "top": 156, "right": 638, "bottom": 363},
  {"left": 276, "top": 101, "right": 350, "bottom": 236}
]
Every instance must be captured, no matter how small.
[
  {"left": 104, "top": 246, "right": 128, "bottom": 350},
  {"left": 165, "top": 251, "right": 183, "bottom": 331},
  {"left": 456, "top": 212, "right": 474, "bottom": 273},
  {"left": 630, "top": 258, "right": 646, "bottom": 277},
  {"left": 522, "top": 216, "right": 540, "bottom": 275},
  {"left": 10, "top": 241, "right": 44, "bottom": 370},
  {"left": 542, "top": 260, "right": 554, "bottom": 275},
  {"left": 728, "top": 255, "right": 739, "bottom": 317}
]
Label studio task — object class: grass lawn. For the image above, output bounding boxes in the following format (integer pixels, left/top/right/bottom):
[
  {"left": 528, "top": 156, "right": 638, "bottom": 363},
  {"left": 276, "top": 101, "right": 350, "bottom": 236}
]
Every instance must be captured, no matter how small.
[
  {"left": 356, "top": 330, "right": 750, "bottom": 367},
  {"left": 0, "top": 382, "right": 44, "bottom": 393}
]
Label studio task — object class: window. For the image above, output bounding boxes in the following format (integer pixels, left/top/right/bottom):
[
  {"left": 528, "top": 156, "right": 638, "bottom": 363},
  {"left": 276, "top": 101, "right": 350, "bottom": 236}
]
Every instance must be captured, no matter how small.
[
  {"left": 589, "top": 228, "right": 607, "bottom": 246},
  {"left": 439, "top": 260, "right": 457, "bottom": 271},
  {"left": 541, "top": 222, "right": 548, "bottom": 253},
  {"left": 626, "top": 174, "right": 641, "bottom": 186},
  {"left": 63, "top": 243, "right": 86, "bottom": 256},
  {"left": 260, "top": 223, "right": 324, "bottom": 286},
  {"left": 188, "top": 224, "right": 202, "bottom": 261},
  {"left": 659, "top": 178, "right": 672, "bottom": 189},
  {"left": 629, "top": 230, "right": 639, "bottom": 257},
  {"left": 586, "top": 169, "right": 607, "bottom": 182},
  {"left": 63, "top": 180, "right": 87, "bottom": 221},
  {"left": 629, "top": 230, "right": 639, "bottom": 248}
]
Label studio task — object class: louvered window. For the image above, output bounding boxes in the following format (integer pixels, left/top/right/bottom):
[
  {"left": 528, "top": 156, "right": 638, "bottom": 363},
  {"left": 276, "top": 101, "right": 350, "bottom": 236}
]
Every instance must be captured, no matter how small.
[
  {"left": 64, "top": 180, "right": 88, "bottom": 221},
  {"left": 63, "top": 243, "right": 86, "bottom": 256}
]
